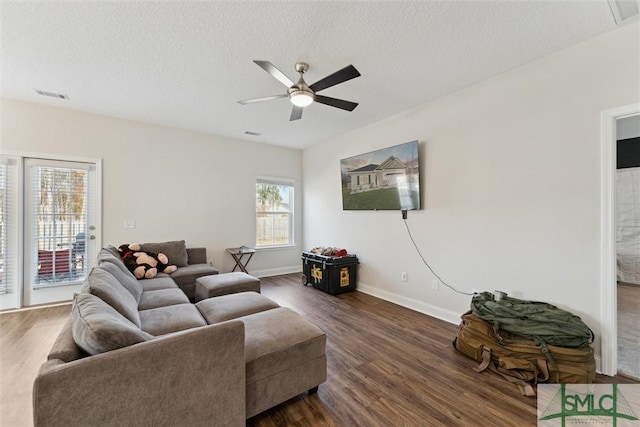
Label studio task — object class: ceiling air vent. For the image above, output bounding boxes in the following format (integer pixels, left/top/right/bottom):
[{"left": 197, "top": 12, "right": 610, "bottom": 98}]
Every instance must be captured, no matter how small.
[
  {"left": 608, "top": 0, "right": 640, "bottom": 24},
  {"left": 244, "top": 131, "right": 261, "bottom": 136},
  {"left": 34, "top": 89, "right": 69, "bottom": 100}
]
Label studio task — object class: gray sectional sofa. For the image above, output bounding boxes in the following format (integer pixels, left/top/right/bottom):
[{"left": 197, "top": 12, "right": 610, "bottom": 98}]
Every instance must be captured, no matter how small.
[{"left": 33, "top": 245, "right": 327, "bottom": 427}]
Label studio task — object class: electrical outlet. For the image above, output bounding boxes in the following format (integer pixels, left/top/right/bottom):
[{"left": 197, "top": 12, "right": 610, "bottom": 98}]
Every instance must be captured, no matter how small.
[
  {"left": 401, "top": 272, "right": 408, "bottom": 282},
  {"left": 432, "top": 279, "right": 439, "bottom": 290},
  {"left": 124, "top": 219, "right": 135, "bottom": 229}
]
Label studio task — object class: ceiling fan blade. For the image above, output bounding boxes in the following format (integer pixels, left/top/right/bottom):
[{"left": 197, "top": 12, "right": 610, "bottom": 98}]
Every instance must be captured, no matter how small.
[
  {"left": 314, "top": 95, "right": 358, "bottom": 112},
  {"left": 237, "top": 94, "right": 287, "bottom": 105},
  {"left": 309, "top": 65, "right": 361, "bottom": 93},
  {"left": 290, "top": 106, "right": 303, "bottom": 121},
  {"left": 254, "top": 60, "right": 294, "bottom": 87}
]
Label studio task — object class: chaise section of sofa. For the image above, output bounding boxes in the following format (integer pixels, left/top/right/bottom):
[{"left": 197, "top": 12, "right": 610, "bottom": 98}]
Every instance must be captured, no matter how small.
[
  {"left": 34, "top": 320, "right": 246, "bottom": 427},
  {"left": 33, "top": 245, "right": 327, "bottom": 426}
]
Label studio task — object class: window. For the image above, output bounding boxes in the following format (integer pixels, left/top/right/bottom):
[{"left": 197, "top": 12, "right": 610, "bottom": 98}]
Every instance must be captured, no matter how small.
[{"left": 256, "top": 177, "right": 294, "bottom": 247}]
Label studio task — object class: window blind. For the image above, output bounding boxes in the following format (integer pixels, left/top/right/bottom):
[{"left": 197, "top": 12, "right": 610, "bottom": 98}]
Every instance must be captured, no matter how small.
[
  {"left": 26, "top": 159, "right": 91, "bottom": 288},
  {"left": 0, "top": 156, "right": 17, "bottom": 296}
]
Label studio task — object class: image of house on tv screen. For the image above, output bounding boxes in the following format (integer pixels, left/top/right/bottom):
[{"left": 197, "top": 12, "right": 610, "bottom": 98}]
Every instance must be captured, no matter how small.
[{"left": 340, "top": 140, "right": 420, "bottom": 211}]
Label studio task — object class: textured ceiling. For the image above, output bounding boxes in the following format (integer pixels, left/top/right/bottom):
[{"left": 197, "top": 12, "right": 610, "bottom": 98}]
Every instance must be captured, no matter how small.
[{"left": 0, "top": 1, "right": 619, "bottom": 149}]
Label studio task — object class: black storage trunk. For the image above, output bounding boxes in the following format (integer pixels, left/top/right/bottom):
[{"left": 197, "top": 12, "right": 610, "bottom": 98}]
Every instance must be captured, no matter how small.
[{"left": 301, "top": 251, "right": 359, "bottom": 295}]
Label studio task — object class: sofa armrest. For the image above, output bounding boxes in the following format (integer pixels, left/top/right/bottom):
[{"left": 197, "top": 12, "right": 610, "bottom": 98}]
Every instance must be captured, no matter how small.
[
  {"left": 187, "top": 247, "right": 207, "bottom": 265},
  {"left": 34, "top": 321, "right": 245, "bottom": 427}
]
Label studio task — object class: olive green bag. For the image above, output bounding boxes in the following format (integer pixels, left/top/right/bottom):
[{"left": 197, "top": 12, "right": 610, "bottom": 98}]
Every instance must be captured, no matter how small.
[
  {"left": 470, "top": 292, "right": 594, "bottom": 349},
  {"left": 453, "top": 293, "right": 595, "bottom": 396}
]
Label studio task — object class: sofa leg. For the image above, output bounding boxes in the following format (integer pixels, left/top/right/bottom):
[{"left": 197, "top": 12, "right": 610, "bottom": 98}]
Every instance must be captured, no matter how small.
[{"left": 308, "top": 386, "right": 319, "bottom": 395}]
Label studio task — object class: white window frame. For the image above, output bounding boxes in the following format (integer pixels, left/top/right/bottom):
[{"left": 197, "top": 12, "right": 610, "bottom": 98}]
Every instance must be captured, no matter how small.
[{"left": 255, "top": 176, "right": 295, "bottom": 249}]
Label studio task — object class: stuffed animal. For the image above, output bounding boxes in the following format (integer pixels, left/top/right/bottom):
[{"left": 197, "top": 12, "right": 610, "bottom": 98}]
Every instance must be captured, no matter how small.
[
  {"left": 132, "top": 250, "right": 177, "bottom": 275},
  {"left": 118, "top": 243, "right": 154, "bottom": 279},
  {"left": 117, "top": 243, "right": 177, "bottom": 279}
]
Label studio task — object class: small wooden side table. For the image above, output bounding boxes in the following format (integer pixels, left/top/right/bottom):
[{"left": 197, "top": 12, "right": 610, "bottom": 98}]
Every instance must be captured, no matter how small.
[{"left": 226, "top": 246, "right": 256, "bottom": 273}]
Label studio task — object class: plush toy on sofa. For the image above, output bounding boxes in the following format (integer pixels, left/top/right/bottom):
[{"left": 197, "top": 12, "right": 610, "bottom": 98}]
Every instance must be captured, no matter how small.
[
  {"left": 117, "top": 243, "right": 177, "bottom": 279},
  {"left": 118, "top": 243, "right": 152, "bottom": 279},
  {"left": 133, "top": 249, "right": 178, "bottom": 276}
]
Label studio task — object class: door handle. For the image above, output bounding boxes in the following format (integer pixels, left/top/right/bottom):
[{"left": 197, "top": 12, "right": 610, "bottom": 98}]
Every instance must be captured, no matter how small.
[{"left": 90, "top": 235, "right": 96, "bottom": 240}]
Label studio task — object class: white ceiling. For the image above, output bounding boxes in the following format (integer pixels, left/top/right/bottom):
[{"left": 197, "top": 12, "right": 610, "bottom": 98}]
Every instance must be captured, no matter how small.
[{"left": 0, "top": 1, "right": 621, "bottom": 149}]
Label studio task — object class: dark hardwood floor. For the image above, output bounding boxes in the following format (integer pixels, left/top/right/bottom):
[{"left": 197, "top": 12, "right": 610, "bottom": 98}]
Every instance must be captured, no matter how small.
[
  {"left": 0, "top": 273, "right": 636, "bottom": 426},
  {"left": 249, "top": 274, "right": 638, "bottom": 427}
]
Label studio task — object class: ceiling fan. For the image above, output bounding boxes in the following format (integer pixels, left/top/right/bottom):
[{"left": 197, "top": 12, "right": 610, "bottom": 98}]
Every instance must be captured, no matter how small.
[{"left": 238, "top": 60, "right": 361, "bottom": 121}]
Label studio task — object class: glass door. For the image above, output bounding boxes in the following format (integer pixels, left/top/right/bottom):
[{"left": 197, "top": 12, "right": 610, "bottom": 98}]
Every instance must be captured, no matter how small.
[{"left": 23, "top": 158, "right": 99, "bottom": 306}]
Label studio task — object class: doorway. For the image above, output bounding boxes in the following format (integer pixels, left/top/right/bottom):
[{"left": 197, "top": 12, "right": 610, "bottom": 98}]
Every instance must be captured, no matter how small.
[
  {"left": 0, "top": 154, "right": 101, "bottom": 309},
  {"left": 600, "top": 104, "right": 640, "bottom": 377},
  {"left": 614, "top": 115, "right": 640, "bottom": 379}
]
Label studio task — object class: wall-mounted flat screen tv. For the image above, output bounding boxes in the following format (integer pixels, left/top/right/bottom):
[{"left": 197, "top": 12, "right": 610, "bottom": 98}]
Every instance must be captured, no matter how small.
[{"left": 340, "top": 140, "right": 420, "bottom": 210}]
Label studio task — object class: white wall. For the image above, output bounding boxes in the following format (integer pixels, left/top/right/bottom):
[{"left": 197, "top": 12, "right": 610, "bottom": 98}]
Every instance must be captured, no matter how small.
[
  {"left": 1, "top": 99, "right": 303, "bottom": 276},
  {"left": 303, "top": 23, "right": 640, "bottom": 358}
]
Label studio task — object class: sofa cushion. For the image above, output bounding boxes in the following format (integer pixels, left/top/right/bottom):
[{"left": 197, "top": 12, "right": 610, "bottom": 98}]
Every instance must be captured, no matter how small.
[
  {"left": 96, "top": 247, "right": 124, "bottom": 266},
  {"left": 71, "top": 293, "right": 153, "bottom": 355},
  {"left": 96, "top": 261, "right": 143, "bottom": 303},
  {"left": 186, "top": 247, "right": 207, "bottom": 265},
  {"left": 139, "top": 304, "right": 207, "bottom": 336},
  {"left": 171, "top": 264, "right": 219, "bottom": 287},
  {"left": 138, "top": 288, "right": 190, "bottom": 310},
  {"left": 196, "top": 292, "right": 279, "bottom": 324},
  {"left": 243, "top": 307, "right": 326, "bottom": 384},
  {"left": 104, "top": 245, "right": 121, "bottom": 258},
  {"left": 82, "top": 268, "right": 141, "bottom": 328},
  {"left": 140, "top": 240, "right": 188, "bottom": 267},
  {"left": 47, "top": 317, "right": 87, "bottom": 362},
  {"left": 139, "top": 276, "right": 179, "bottom": 292},
  {"left": 96, "top": 247, "right": 141, "bottom": 285}
]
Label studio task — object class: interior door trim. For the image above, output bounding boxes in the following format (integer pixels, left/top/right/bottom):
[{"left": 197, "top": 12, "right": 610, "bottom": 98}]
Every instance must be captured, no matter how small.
[{"left": 599, "top": 103, "right": 640, "bottom": 376}]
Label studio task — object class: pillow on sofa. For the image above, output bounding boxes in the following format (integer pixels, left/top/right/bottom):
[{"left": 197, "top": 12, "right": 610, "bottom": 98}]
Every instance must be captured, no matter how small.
[
  {"left": 97, "top": 246, "right": 128, "bottom": 271},
  {"left": 97, "top": 248, "right": 128, "bottom": 272},
  {"left": 140, "top": 240, "right": 188, "bottom": 267},
  {"left": 71, "top": 293, "right": 153, "bottom": 355},
  {"left": 96, "top": 261, "right": 143, "bottom": 303},
  {"left": 104, "top": 245, "right": 121, "bottom": 258},
  {"left": 82, "top": 268, "right": 141, "bottom": 328}
]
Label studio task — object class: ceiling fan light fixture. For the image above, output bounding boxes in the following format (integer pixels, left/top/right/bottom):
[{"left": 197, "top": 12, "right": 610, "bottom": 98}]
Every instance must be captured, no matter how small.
[
  {"left": 239, "top": 60, "right": 361, "bottom": 120},
  {"left": 289, "top": 89, "right": 314, "bottom": 107}
]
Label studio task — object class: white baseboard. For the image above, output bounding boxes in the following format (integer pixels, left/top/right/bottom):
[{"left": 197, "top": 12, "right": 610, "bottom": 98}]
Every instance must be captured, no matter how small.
[
  {"left": 595, "top": 355, "right": 603, "bottom": 375},
  {"left": 358, "top": 283, "right": 610, "bottom": 376},
  {"left": 1, "top": 300, "right": 72, "bottom": 314},
  {"left": 251, "top": 274, "right": 610, "bottom": 376},
  {"left": 251, "top": 265, "right": 302, "bottom": 279},
  {"left": 356, "top": 282, "right": 461, "bottom": 325},
  {"left": 254, "top": 275, "right": 610, "bottom": 376}
]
